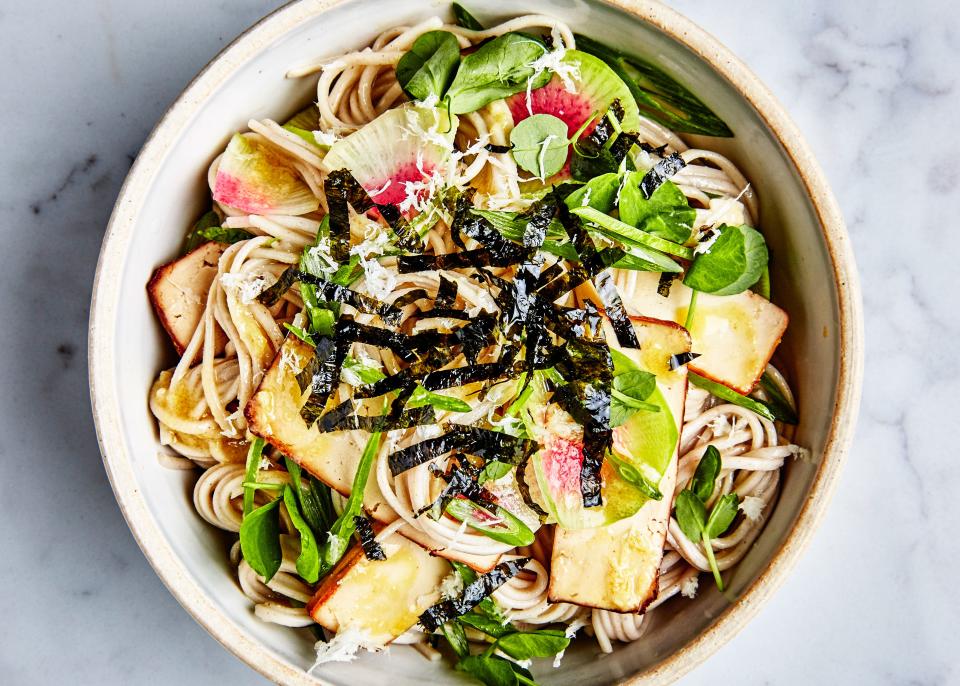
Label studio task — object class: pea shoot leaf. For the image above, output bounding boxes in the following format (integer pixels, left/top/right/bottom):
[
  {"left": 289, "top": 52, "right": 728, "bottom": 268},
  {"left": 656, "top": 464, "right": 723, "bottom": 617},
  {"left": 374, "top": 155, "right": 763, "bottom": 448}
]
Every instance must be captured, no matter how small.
[
  {"left": 509, "top": 113, "right": 570, "bottom": 179},
  {"left": 396, "top": 30, "right": 461, "bottom": 101},
  {"left": 683, "top": 224, "right": 768, "bottom": 295}
]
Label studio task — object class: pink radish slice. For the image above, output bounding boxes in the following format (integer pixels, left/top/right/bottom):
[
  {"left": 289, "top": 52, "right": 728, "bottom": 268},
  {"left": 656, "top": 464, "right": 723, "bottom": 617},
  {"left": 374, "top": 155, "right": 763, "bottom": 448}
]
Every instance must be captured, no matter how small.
[{"left": 507, "top": 76, "right": 596, "bottom": 138}]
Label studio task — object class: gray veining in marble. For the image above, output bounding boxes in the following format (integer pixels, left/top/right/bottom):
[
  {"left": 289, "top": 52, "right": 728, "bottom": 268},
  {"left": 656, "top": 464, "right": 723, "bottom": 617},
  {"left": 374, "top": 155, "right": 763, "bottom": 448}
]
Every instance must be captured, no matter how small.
[{"left": 1, "top": 1, "right": 957, "bottom": 684}]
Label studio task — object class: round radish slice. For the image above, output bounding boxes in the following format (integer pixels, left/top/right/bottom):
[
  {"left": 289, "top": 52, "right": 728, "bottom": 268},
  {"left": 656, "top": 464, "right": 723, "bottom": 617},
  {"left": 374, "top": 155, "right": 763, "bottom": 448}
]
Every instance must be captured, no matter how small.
[
  {"left": 213, "top": 133, "right": 319, "bottom": 215},
  {"left": 507, "top": 50, "right": 640, "bottom": 139},
  {"left": 322, "top": 104, "right": 458, "bottom": 211}
]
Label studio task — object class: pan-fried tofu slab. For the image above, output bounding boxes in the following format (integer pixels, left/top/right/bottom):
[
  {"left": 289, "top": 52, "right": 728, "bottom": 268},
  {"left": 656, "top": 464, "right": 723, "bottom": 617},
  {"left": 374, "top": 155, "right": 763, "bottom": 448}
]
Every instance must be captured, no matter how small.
[
  {"left": 245, "top": 336, "right": 501, "bottom": 571},
  {"left": 548, "top": 317, "right": 688, "bottom": 612},
  {"left": 147, "top": 242, "right": 226, "bottom": 355},
  {"left": 580, "top": 271, "right": 787, "bottom": 393},
  {"left": 307, "top": 534, "right": 450, "bottom": 643}
]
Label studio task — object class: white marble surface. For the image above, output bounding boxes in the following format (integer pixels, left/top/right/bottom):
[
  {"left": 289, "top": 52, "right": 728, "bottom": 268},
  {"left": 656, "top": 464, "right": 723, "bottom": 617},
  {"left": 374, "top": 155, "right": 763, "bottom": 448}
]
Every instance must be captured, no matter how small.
[{"left": 0, "top": 0, "right": 956, "bottom": 684}]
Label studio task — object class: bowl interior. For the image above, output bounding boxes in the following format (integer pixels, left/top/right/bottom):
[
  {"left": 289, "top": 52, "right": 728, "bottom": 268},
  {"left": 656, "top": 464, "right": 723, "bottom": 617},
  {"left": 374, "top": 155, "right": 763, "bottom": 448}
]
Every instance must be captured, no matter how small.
[{"left": 95, "top": 0, "right": 849, "bottom": 684}]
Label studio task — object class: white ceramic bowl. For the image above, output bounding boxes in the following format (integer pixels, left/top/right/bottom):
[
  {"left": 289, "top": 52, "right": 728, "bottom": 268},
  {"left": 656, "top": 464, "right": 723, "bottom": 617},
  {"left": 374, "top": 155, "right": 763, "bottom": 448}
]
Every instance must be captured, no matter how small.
[{"left": 89, "top": 1, "right": 863, "bottom": 684}]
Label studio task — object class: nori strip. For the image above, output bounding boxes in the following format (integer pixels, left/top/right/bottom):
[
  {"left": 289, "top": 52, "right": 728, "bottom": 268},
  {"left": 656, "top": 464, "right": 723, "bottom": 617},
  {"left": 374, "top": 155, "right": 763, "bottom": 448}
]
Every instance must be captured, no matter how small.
[
  {"left": 298, "top": 337, "right": 348, "bottom": 427},
  {"left": 553, "top": 195, "right": 639, "bottom": 349},
  {"left": 639, "top": 151, "right": 686, "bottom": 199},
  {"left": 416, "top": 460, "right": 492, "bottom": 520},
  {"left": 575, "top": 99, "right": 625, "bottom": 158},
  {"left": 376, "top": 203, "right": 422, "bottom": 252},
  {"left": 388, "top": 427, "right": 536, "bottom": 476},
  {"left": 325, "top": 170, "right": 373, "bottom": 262},
  {"left": 257, "top": 268, "right": 402, "bottom": 324},
  {"left": 657, "top": 272, "right": 675, "bottom": 297},
  {"left": 453, "top": 314, "right": 498, "bottom": 364},
  {"left": 668, "top": 351, "right": 701, "bottom": 371},
  {"left": 315, "top": 400, "right": 436, "bottom": 432},
  {"left": 434, "top": 275, "right": 459, "bottom": 309},
  {"left": 392, "top": 288, "right": 431, "bottom": 308},
  {"left": 353, "top": 515, "right": 387, "bottom": 561},
  {"left": 420, "top": 362, "right": 514, "bottom": 391},
  {"left": 397, "top": 248, "right": 529, "bottom": 273},
  {"left": 483, "top": 143, "right": 512, "bottom": 154},
  {"left": 418, "top": 558, "right": 530, "bottom": 631}
]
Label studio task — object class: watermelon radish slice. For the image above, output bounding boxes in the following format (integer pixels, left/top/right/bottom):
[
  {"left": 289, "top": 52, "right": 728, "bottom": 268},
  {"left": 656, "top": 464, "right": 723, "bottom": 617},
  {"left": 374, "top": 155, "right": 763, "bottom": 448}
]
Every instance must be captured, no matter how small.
[
  {"left": 213, "top": 133, "right": 319, "bottom": 215},
  {"left": 507, "top": 50, "right": 640, "bottom": 141},
  {"left": 525, "top": 375, "right": 677, "bottom": 530},
  {"left": 322, "top": 104, "right": 457, "bottom": 210}
]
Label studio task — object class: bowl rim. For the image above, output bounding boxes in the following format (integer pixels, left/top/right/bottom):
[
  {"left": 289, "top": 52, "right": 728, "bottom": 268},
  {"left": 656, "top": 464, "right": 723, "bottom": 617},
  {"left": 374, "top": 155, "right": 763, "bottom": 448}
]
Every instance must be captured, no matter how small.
[{"left": 88, "top": 0, "right": 864, "bottom": 684}]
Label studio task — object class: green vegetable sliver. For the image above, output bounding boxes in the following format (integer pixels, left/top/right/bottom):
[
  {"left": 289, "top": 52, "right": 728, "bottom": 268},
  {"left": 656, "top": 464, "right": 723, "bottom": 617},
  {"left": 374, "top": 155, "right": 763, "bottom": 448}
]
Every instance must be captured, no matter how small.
[
  {"left": 445, "top": 498, "right": 535, "bottom": 547},
  {"left": 571, "top": 206, "right": 694, "bottom": 259},
  {"left": 688, "top": 372, "right": 776, "bottom": 422}
]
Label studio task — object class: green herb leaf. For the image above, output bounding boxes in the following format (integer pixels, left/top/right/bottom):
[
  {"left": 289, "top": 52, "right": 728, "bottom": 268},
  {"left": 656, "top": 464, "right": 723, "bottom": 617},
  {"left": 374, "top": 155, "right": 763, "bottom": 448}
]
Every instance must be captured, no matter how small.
[
  {"left": 445, "top": 498, "right": 535, "bottom": 547},
  {"left": 284, "top": 322, "right": 316, "bottom": 346},
  {"left": 478, "top": 460, "right": 513, "bottom": 485},
  {"left": 690, "top": 445, "right": 721, "bottom": 503},
  {"left": 574, "top": 34, "right": 733, "bottom": 137},
  {"left": 619, "top": 177, "right": 695, "bottom": 244},
  {"left": 183, "top": 210, "right": 223, "bottom": 253},
  {"left": 318, "top": 430, "right": 383, "bottom": 576},
  {"left": 705, "top": 492, "right": 739, "bottom": 538},
  {"left": 341, "top": 355, "right": 387, "bottom": 386},
  {"left": 441, "top": 620, "right": 471, "bottom": 658},
  {"left": 283, "top": 125, "right": 330, "bottom": 151},
  {"left": 406, "top": 384, "right": 472, "bottom": 413},
  {"left": 197, "top": 226, "right": 255, "bottom": 245},
  {"left": 606, "top": 453, "right": 662, "bottom": 500},
  {"left": 457, "top": 611, "right": 513, "bottom": 639},
  {"left": 285, "top": 457, "right": 337, "bottom": 534},
  {"left": 509, "top": 113, "right": 570, "bottom": 179},
  {"left": 756, "top": 372, "right": 798, "bottom": 424},
  {"left": 396, "top": 30, "right": 462, "bottom": 102},
  {"left": 457, "top": 654, "right": 518, "bottom": 686},
  {"left": 674, "top": 489, "right": 706, "bottom": 543},
  {"left": 608, "top": 348, "right": 658, "bottom": 427},
  {"left": 446, "top": 33, "right": 550, "bottom": 114},
  {"left": 452, "top": 2, "right": 484, "bottom": 30},
  {"left": 497, "top": 629, "right": 570, "bottom": 660},
  {"left": 239, "top": 498, "right": 283, "bottom": 582},
  {"left": 571, "top": 205, "right": 694, "bottom": 259},
  {"left": 688, "top": 372, "right": 776, "bottom": 422},
  {"left": 683, "top": 225, "right": 768, "bottom": 295},
  {"left": 282, "top": 485, "right": 320, "bottom": 583},
  {"left": 563, "top": 172, "right": 620, "bottom": 213},
  {"left": 242, "top": 438, "right": 266, "bottom": 516}
]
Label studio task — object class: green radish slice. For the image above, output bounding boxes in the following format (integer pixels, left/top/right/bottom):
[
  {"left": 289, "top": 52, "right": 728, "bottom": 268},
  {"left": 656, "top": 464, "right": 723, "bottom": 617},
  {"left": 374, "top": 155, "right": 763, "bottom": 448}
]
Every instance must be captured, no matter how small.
[
  {"left": 213, "top": 133, "right": 319, "bottom": 215},
  {"left": 322, "top": 103, "right": 458, "bottom": 209}
]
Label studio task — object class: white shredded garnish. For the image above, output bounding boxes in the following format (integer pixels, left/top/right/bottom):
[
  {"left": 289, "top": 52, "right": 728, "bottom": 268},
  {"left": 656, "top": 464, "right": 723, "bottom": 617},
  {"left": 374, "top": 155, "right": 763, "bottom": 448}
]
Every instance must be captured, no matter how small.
[
  {"left": 789, "top": 444, "right": 813, "bottom": 462},
  {"left": 524, "top": 27, "right": 580, "bottom": 116},
  {"left": 416, "top": 93, "right": 440, "bottom": 109},
  {"left": 305, "top": 236, "right": 338, "bottom": 277},
  {"left": 580, "top": 187, "right": 592, "bottom": 207},
  {"left": 258, "top": 456, "right": 272, "bottom": 471},
  {"left": 707, "top": 414, "right": 731, "bottom": 436},
  {"left": 280, "top": 342, "right": 304, "bottom": 374},
  {"left": 308, "top": 627, "right": 385, "bottom": 671},
  {"left": 358, "top": 256, "right": 396, "bottom": 301},
  {"left": 739, "top": 496, "right": 765, "bottom": 521},
  {"left": 439, "top": 570, "right": 465, "bottom": 600},
  {"left": 314, "top": 130, "right": 339, "bottom": 147},
  {"left": 680, "top": 574, "right": 700, "bottom": 599},
  {"left": 219, "top": 272, "right": 269, "bottom": 304},
  {"left": 367, "top": 178, "right": 393, "bottom": 199},
  {"left": 694, "top": 227, "right": 720, "bottom": 255},
  {"left": 553, "top": 613, "right": 589, "bottom": 667},
  {"left": 535, "top": 134, "right": 560, "bottom": 181}
]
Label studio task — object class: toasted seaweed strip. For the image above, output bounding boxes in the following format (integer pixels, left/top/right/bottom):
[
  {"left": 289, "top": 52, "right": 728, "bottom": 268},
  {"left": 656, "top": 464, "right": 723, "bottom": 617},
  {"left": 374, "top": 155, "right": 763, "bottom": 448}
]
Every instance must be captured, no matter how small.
[
  {"left": 257, "top": 268, "right": 402, "bottom": 324},
  {"left": 397, "top": 248, "right": 530, "bottom": 273},
  {"left": 416, "top": 460, "right": 492, "bottom": 520},
  {"left": 418, "top": 558, "right": 530, "bottom": 631},
  {"left": 297, "top": 337, "right": 349, "bottom": 427},
  {"left": 576, "top": 99, "right": 624, "bottom": 158},
  {"left": 325, "top": 170, "right": 373, "bottom": 262},
  {"left": 352, "top": 369, "right": 414, "bottom": 399},
  {"left": 353, "top": 515, "right": 387, "bottom": 561},
  {"left": 388, "top": 427, "right": 536, "bottom": 476},
  {"left": 315, "top": 400, "right": 436, "bottom": 432},
  {"left": 639, "top": 151, "right": 686, "bottom": 199},
  {"left": 420, "top": 362, "right": 513, "bottom": 391},
  {"left": 484, "top": 143, "right": 513, "bottom": 154},
  {"left": 657, "top": 272, "right": 675, "bottom": 297},
  {"left": 553, "top": 196, "right": 639, "bottom": 349},
  {"left": 608, "top": 131, "right": 640, "bottom": 163},
  {"left": 434, "top": 275, "right": 459, "bottom": 309},
  {"left": 639, "top": 142, "right": 669, "bottom": 157},
  {"left": 552, "top": 337, "right": 614, "bottom": 508},
  {"left": 454, "top": 314, "right": 499, "bottom": 364},
  {"left": 376, "top": 203, "right": 422, "bottom": 252},
  {"left": 522, "top": 197, "right": 555, "bottom": 248},
  {"left": 391, "top": 288, "right": 432, "bottom": 308},
  {"left": 668, "top": 351, "right": 701, "bottom": 370}
]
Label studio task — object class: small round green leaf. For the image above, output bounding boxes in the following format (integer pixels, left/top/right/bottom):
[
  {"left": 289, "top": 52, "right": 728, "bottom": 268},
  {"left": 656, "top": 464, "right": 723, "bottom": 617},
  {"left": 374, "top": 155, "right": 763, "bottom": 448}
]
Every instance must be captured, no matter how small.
[
  {"left": 683, "top": 224, "right": 769, "bottom": 295},
  {"left": 509, "top": 113, "right": 570, "bottom": 179}
]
